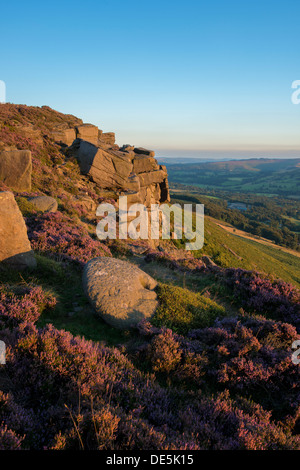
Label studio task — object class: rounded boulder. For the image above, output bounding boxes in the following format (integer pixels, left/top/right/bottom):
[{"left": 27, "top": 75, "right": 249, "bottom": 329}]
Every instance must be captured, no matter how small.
[
  {"left": 83, "top": 257, "right": 158, "bottom": 329},
  {"left": 27, "top": 195, "right": 58, "bottom": 213}
]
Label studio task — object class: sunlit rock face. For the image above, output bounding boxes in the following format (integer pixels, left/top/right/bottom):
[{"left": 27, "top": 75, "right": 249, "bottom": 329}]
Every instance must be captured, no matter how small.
[
  {"left": 0, "top": 191, "right": 36, "bottom": 269},
  {"left": 67, "top": 139, "right": 170, "bottom": 207}
]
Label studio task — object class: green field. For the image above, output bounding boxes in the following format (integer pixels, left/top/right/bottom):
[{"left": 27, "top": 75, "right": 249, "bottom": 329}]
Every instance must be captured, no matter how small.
[
  {"left": 171, "top": 192, "right": 300, "bottom": 288},
  {"left": 200, "top": 218, "right": 300, "bottom": 287}
]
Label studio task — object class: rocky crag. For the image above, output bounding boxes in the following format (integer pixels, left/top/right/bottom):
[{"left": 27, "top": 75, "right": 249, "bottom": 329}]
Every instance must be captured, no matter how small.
[
  {"left": 0, "top": 103, "right": 170, "bottom": 208},
  {"left": 54, "top": 120, "right": 170, "bottom": 207}
]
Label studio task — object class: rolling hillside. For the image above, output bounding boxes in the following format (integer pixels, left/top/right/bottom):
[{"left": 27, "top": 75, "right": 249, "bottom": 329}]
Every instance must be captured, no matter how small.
[{"left": 165, "top": 158, "right": 300, "bottom": 196}]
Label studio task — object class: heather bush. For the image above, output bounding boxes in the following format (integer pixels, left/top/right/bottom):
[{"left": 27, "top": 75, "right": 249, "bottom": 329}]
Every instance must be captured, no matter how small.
[
  {"left": 137, "top": 310, "right": 300, "bottom": 423},
  {"left": 147, "top": 329, "right": 182, "bottom": 373},
  {"left": 0, "top": 285, "right": 56, "bottom": 328},
  {"left": 139, "top": 323, "right": 208, "bottom": 387},
  {"left": 178, "top": 391, "right": 300, "bottom": 450},
  {"left": 0, "top": 424, "right": 23, "bottom": 450},
  {"left": 1, "top": 288, "right": 299, "bottom": 449},
  {"left": 0, "top": 126, "right": 40, "bottom": 155},
  {"left": 145, "top": 248, "right": 204, "bottom": 272},
  {"left": 26, "top": 211, "right": 111, "bottom": 266},
  {"left": 181, "top": 314, "right": 300, "bottom": 419},
  {"left": 219, "top": 268, "right": 300, "bottom": 330}
]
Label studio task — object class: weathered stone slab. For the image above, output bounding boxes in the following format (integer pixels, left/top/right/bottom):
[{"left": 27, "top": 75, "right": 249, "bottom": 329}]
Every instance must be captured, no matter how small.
[
  {"left": 134, "top": 147, "right": 155, "bottom": 157},
  {"left": 99, "top": 132, "right": 115, "bottom": 146},
  {"left": 69, "top": 140, "right": 133, "bottom": 190},
  {"left": 138, "top": 169, "right": 168, "bottom": 187}
]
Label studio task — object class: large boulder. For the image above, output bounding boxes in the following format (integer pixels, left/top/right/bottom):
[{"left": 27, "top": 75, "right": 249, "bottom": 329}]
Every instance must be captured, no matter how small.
[
  {"left": 0, "top": 191, "right": 36, "bottom": 269},
  {"left": 99, "top": 132, "right": 115, "bottom": 146},
  {"left": 0, "top": 150, "right": 32, "bottom": 191},
  {"left": 133, "top": 155, "right": 159, "bottom": 174},
  {"left": 83, "top": 257, "right": 158, "bottom": 329},
  {"left": 69, "top": 140, "right": 133, "bottom": 190},
  {"left": 27, "top": 195, "right": 58, "bottom": 213},
  {"left": 50, "top": 127, "right": 76, "bottom": 146},
  {"left": 138, "top": 168, "right": 168, "bottom": 187},
  {"left": 75, "top": 124, "right": 99, "bottom": 146}
]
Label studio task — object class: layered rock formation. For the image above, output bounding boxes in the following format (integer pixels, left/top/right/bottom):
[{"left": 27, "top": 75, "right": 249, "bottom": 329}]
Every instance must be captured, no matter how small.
[
  {"left": 0, "top": 103, "right": 170, "bottom": 209},
  {"left": 47, "top": 113, "right": 170, "bottom": 207},
  {"left": 67, "top": 139, "right": 170, "bottom": 207},
  {"left": 51, "top": 122, "right": 116, "bottom": 149},
  {"left": 0, "top": 191, "right": 36, "bottom": 269}
]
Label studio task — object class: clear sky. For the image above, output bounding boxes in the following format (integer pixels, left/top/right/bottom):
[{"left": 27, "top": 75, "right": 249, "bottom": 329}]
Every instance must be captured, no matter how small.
[{"left": 1, "top": 0, "right": 300, "bottom": 158}]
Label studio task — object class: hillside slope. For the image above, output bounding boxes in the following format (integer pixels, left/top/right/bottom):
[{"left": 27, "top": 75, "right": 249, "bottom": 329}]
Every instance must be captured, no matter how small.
[
  {"left": 0, "top": 104, "right": 299, "bottom": 451},
  {"left": 202, "top": 217, "right": 300, "bottom": 287}
]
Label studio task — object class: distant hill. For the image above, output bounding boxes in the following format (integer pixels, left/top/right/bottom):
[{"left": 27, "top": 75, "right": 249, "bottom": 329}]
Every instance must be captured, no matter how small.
[{"left": 165, "top": 158, "right": 300, "bottom": 196}]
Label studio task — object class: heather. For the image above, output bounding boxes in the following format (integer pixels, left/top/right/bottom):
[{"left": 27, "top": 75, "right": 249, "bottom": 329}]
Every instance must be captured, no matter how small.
[
  {"left": 145, "top": 248, "right": 300, "bottom": 331},
  {"left": 0, "top": 286, "right": 299, "bottom": 450},
  {"left": 1, "top": 252, "right": 300, "bottom": 450},
  {"left": 217, "top": 268, "right": 300, "bottom": 331},
  {"left": 137, "top": 314, "right": 300, "bottom": 423},
  {"left": 0, "top": 103, "right": 81, "bottom": 165},
  {"left": 26, "top": 211, "right": 111, "bottom": 266},
  {"left": 0, "top": 285, "right": 56, "bottom": 328}
]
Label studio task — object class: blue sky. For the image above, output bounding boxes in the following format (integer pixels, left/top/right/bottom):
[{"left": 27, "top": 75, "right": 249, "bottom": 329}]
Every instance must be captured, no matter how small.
[{"left": 1, "top": 0, "right": 300, "bottom": 158}]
